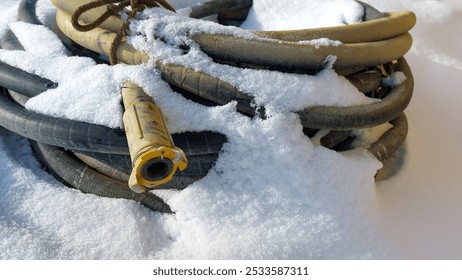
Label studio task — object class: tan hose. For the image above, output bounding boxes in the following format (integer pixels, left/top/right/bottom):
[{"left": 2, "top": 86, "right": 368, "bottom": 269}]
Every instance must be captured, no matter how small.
[
  {"left": 52, "top": 0, "right": 134, "bottom": 32},
  {"left": 52, "top": 0, "right": 415, "bottom": 43},
  {"left": 253, "top": 11, "right": 416, "bottom": 43},
  {"left": 53, "top": 0, "right": 414, "bottom": 72},
  {"left": 56, "top": 10, "right": 148, "bottom": 65},
  {"left": 298, "top": 58, "right": 413, "bottom": 130},
  {"left": 191, "top": 32, "right": 413, "bottom": 72},
  {"left": 368, "top": 113, "right": 408, "bottom": 162}
]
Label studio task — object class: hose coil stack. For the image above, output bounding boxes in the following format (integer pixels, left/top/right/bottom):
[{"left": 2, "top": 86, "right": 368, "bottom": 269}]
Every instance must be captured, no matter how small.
[{"left": 0, "top": 0, "right": 415, "bottom": 212}]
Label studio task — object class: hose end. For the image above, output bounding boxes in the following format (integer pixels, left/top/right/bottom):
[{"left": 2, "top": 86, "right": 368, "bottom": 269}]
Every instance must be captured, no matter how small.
[
  {"left": 128, "top": 145, "right": 188, "bottom": 192},
  {"left": 122, "top": 80, "right": 188, "bottom": 192}
]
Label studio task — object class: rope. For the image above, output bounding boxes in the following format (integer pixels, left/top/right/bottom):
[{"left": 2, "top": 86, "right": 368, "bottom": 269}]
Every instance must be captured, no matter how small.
[{"left": 71, "top": 0, "right": 175, "bottom": 64}]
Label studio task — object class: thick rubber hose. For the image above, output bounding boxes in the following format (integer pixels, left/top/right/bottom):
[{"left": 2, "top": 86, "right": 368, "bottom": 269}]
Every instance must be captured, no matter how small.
[
  {"left": 51, "top": 0, "right": 253, "bottom": 31},
  {"left": 0, "top": 88, "right": 227, "bottom": 155},
  {"left": 157, "top": 62, "right": 383, "bottom": 115},
  {"left": 368, "top": 113, "right": 408, "bottom": 162},
  {"left": 47, "top": 1, "right": 414, "bottom": 151},
  {"left": 155, "top": 61, "right": 257, "bottom": 115},
  {"left": 51, "top": 0, "right": 415, "bottom": 73},
  {"left": 0, "top": 61, "right": 57, "bottom": 97},
  {"left": 7, "top": 3, "right": 387, "bottom": 119},
  {"left": 74, "top": 150, "right": 219, "bottom": 178},
  {"left": 56, "top": 10, "right": 149, "bottom": 65},
  {"left": 191, "top": 32, "right": 412, "bottom": 73},
  {"left": 30, "top": 141, "right": 173, "bottom": 213},
  {"left": 253, "top": 11, "right": 416, "bottom": 43},
  {"left": 0, "top": 88, "right": 129, "bottom": 154},
  {"left": 0, "top": 0, "right": 217, "bottom": 205},
  {"left": 320, "top": 130, "right": 352, "bottom": 150},
  {"left": 73, "top": 152, "right": 203, "bottom": 189},
  {"left": 4, "top": 84, "right": 348, "bottom": 158},
  {"left": 299, "top": 58, "right": 413, "bottom": 130}
]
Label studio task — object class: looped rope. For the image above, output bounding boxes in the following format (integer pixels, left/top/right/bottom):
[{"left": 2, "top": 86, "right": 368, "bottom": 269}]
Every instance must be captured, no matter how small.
[{"left": 71, "top": 0, "right": 175, "bottom": 64}]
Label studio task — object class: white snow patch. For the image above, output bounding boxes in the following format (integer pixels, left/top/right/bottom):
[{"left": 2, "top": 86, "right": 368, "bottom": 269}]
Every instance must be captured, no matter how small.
[
  {"left": 240, "top": 0, "right": 364, "bottom": 30},
  {"left": 299, "top": 38, "right": 343, "bottom": 47},
  {"left": 383, "top": 71, "right": 407, "bottom": 87}
]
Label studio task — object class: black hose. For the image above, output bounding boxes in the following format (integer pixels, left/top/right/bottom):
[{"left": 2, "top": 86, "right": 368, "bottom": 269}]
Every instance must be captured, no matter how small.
[
  {"left": 30, "top": 141, "right": 173, "bottom": 213},
  {"left": 73, "top": 151, "right": 205, "bottom": 188},
  {"left": 0, "top": 61, "right": 57, "bottom": 97},
  {"left": 0, "top": 88, "right": 132, "bottom": 154},
  {"left": 0, "top": 87, "right": 226, "bottom": 155},
  {"left": 17, "top": 0, "right": 40, "bottom": 24},
  {"left": 74, "top": 150, "right": 219, "bottom": 176},
  {"left": 0, "top": 30, "right": 23, "bottom": 51}
]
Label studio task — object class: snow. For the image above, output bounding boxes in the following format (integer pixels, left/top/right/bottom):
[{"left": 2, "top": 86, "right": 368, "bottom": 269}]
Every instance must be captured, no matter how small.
[
  {"left": 0, "top": 0, "right": 462, "bottom": 259},
  {"left": 240, "top": 0, "right": 364, "bottom": 30}
]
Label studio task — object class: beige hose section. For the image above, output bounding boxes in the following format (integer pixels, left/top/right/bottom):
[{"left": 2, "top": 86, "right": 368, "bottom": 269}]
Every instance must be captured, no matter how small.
[
  {"left": 56, "top": 10, "right": 148, "bottom": 65},
  {"left": 299, "top": 58, "right": 413, "bottom": 130},
  {"left": 252, "top": 11, "right": 416, "bottom": 43},
  {"left": 191, "top": 32, "right": 412, "bottom": 72},
  {"left": 52, "top": 0, "right": 415, "bottom": 43},
  {"left": 53, "top": 0, "right": 415, "bottom": 72}
]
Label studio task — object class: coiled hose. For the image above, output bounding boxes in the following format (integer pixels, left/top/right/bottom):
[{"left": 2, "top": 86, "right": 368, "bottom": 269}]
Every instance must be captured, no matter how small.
[{"left": 0, "top": 0, "right": 414, "bottom": 212}]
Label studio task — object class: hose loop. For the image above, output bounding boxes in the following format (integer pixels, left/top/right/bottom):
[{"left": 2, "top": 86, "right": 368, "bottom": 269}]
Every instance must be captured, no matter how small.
[{"left": 71, "top": 0, "right": 175, "bottom": 64}]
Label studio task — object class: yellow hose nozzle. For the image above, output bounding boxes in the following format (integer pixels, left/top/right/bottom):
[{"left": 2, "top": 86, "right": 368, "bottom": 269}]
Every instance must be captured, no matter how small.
[{"left": 122, "top": 81, "right": 187, "bottom": 193}]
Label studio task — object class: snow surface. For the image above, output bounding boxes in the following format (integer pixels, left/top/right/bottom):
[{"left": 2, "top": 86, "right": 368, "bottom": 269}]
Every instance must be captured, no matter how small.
[
  {"left": 240, "top": 0, "right": 364, "bottom": 30},
  {"left": 0, "top": 0, "right": 462, "bottom": 259}
]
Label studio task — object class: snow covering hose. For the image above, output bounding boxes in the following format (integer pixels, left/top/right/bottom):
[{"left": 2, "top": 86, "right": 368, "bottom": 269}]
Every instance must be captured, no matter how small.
[
  {"left": 52, "top": 0, "right": 415, "bottom": 129},
  {"left": 0, "top": 0, "right": 226, "bottom": 212},
  {"left": 0, "top": 0, "right": 415, "bottom": 212},
  {"left": 51, "top": 0, "right": 414, "bottom": 145}
]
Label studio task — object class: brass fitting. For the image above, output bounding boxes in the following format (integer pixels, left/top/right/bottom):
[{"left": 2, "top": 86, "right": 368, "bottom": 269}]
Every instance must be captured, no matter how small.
[{"left": 122, "top": 81, "right": 187, "bottom": 193}]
